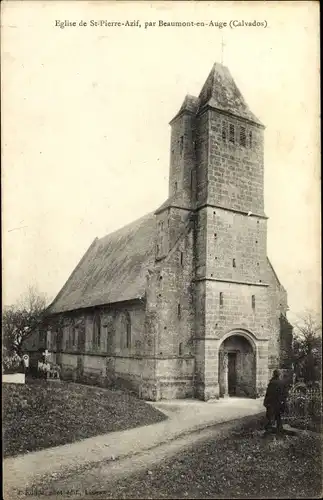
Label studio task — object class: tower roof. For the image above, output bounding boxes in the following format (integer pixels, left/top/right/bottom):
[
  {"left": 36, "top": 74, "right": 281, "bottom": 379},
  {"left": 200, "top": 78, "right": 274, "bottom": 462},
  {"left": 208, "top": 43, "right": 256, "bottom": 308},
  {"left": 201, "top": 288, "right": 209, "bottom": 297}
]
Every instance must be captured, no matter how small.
[
  {"left": 198, "top": 62, "right": 263, "bottom": 126},
  {"left": 169, "top": 94, "right": 199, "bottom": 124}
]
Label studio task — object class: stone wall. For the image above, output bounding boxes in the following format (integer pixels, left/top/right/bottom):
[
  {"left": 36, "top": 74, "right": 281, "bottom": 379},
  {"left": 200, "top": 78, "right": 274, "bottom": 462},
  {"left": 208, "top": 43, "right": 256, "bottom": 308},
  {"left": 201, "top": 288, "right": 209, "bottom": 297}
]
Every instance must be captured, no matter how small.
[
  {"left": 145, "top": 212, "right": 196, "bottom": 398},
  {"left": 47, "top": 302, "right": 158, "bottom": 393},
  {"left": 169, "top": 111, "right": 196, "bottom": 204},
  {"left": 207, "top": 109, "right": 265, "bottom": 215}
]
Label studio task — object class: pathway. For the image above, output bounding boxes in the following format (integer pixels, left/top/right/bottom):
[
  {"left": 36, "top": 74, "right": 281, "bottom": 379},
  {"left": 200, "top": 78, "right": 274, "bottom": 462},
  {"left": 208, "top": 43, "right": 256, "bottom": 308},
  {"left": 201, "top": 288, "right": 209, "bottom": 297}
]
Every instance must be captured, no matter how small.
[{"left": 4, "top": 397, "right": 264, "bottom": 499}]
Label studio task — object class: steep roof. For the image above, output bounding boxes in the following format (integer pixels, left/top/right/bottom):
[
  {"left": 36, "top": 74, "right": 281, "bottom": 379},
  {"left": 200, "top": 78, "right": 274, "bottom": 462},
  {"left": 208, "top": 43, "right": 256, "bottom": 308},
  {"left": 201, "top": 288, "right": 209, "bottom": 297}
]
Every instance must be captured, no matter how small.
[
  {"left": 170, "top": 94, "right": 200, "bottom": 124},
  {"left": 47, "top": 213, "right": 156, "bottom": 314},
  {"left": 198, "top": 62, "right": 263, "bottom": 126}
]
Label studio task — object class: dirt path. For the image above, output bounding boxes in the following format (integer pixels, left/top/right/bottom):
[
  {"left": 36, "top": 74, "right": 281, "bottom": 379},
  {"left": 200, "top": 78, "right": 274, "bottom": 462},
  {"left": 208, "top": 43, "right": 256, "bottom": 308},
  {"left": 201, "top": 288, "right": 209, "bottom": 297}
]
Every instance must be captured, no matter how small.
[
  {"left": 4, "top": 398, "right": 264, "bottom": 499},
  {"left": 23, "top": 415, "right": 263, "bottom": 499}
]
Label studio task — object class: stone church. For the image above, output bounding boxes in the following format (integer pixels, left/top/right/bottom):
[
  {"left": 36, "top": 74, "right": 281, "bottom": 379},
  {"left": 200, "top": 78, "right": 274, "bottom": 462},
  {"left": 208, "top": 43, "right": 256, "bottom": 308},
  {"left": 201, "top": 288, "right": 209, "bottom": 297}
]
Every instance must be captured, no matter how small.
[{"left": 28, "top": 62, "right": 293, "bottom": 401}]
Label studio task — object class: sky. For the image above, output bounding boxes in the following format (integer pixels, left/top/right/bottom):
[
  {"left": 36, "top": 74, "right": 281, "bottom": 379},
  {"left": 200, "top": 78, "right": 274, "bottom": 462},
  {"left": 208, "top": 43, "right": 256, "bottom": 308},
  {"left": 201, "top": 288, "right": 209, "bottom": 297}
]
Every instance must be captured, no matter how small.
[{"left": 2, "top": 1, "right": 321, "bottom": 323}]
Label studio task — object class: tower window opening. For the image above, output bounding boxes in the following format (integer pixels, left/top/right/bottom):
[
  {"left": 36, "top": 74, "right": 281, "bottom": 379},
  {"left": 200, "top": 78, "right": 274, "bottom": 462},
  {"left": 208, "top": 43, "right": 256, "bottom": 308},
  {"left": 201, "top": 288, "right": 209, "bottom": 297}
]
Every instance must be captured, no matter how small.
[
  {"left": 252, "top": 295, "right": 256, "bottom": 310},
  {"left": 240, "top": 127, "right": 246, "bottom": 147},
  {"left": 219, "top": 292, "right": 224, "bottom": 307},
  {"left": 249, "top": 131, "right": 253, "bottom": 148},
  {"left": 174, "top": 181, "right": 178, "bottom": 192},
  {"left": 177, "top": 304, "right": 181, "bottom": 318},
  {"left": 179, "top": 136, "right": 184, "bottom": 154},
  {"left": 156, "top": 244, "right": 159, "bottom": 254},
  {"left": 232, "top": 258, "right": 236, "bottom": 268},
  {"left": 126, "top": 312, "right": 131, "bottom": 349},
  {"left": 229, "top": 124, "right": 235, "bottom": 144},
  {"left": 93, "top": 312, "right": 101, "bottom": 348},
  {"left": 180, "top": 251, "right": 184, "bottom": 266},
  {"left": 179, "top": 343, "right": 183, "bottom": 356},
  {"left": 222, "top": 122, "right": 227, "bottom": 142}
]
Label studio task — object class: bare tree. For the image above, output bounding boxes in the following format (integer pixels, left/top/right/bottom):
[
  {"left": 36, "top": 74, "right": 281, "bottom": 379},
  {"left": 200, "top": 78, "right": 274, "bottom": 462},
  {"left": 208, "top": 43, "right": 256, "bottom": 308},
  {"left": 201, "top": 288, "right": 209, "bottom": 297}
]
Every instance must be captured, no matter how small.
[
  {"left": 2, "top": 286, "right": 48, "bottom": 356},
  {"left": 292, "top": 310, "right": 322, "bottom": 383}
]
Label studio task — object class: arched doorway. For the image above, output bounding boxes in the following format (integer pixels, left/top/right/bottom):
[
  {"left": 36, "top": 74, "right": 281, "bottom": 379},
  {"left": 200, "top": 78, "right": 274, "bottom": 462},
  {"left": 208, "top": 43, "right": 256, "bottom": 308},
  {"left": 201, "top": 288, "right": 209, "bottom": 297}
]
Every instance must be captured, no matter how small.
[{"left": 219, "top": 333, "right": 256, "bottom": 398}]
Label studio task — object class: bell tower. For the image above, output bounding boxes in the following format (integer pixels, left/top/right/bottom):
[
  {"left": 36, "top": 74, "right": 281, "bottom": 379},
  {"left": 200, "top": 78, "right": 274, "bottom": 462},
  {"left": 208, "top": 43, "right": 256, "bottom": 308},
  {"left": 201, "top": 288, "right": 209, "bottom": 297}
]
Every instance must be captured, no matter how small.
[{"left": 193, "top": 63, "right": 270, "bottom": 400}]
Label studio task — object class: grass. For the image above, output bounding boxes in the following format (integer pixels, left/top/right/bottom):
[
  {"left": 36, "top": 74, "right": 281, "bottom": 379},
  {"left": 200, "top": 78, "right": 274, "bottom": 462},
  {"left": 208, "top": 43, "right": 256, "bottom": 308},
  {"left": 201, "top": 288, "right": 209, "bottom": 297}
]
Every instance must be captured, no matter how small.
[
  {"left": 2, "top": 378, "right": 166, "bottom": 458},
  {"left": 99, "top": 417, "right": 322, "bottom": 499}
]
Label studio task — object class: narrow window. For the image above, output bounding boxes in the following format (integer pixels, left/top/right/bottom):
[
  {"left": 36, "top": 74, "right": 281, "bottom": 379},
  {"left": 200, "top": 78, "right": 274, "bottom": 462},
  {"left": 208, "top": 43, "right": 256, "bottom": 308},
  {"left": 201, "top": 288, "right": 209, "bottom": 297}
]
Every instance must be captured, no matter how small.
[
  {"left": 219, "top": 292, "right": 224, "bottom": 307},
  {"left": 93, "top": 312, "right": 101, "bottom": 348},
  {"left": 222, "top": 122, "right": 227, "bottom": 142},
  {"left": 252, "top": 295, "right": 256, "bottom": 310},
  {"left": 126, "top": 312, "right": 131, "bottom": 348},
  {"left": 232, "top": 258, "right": 236, "bottom": 268},
  {"left": 160, "top": 221, "right": 164, "bottom": 231},
  {"left": 179, "top": 343, "right": 183, "bottom": 356},
  {"left": 179, "top": 136, "right": 184, "bottom": 154},
  {"left": 180, "top": 251, "right": 184, "bottom": 266},
  {"left": 174, "top": 181, "right": 178, "bottom": 192},
  {"left": 72, "top": 324, "right": 77, "bottom": 347},
  {"left": 249, "top": 131, "right": 253, "bottom": 148},
  {"left": 229, "top": 124, "right": 235, "bottom": 144},
  {"left": 156, "top": 244, "right": 159, "bottom": 254},
  {"left": 190, "top": 170, "right": 193, "bottom": 190},
  {"left": 240, "top": 126, "right": 246, "bottom": 147},
  {"left": 177, "top": 304, "right": 181, "bottom": 318}
]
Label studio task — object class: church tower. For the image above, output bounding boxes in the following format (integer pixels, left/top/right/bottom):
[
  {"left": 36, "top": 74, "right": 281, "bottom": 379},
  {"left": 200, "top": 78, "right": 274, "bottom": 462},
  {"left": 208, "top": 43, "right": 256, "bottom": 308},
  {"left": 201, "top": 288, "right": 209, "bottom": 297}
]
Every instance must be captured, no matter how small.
[
  {"left": 146, "top": 61, "right": 290, "bottom": 401},
  {"left": 192, "top": 63, "right": 271, "bottom": 400}
]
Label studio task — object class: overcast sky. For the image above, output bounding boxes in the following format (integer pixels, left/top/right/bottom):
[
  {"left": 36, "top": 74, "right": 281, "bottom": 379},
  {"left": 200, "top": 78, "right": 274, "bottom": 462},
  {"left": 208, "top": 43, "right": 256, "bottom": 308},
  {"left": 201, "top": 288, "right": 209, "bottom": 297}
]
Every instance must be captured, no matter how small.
[{"left": 2, "top": 1, "right": 320, "bottom": 323}]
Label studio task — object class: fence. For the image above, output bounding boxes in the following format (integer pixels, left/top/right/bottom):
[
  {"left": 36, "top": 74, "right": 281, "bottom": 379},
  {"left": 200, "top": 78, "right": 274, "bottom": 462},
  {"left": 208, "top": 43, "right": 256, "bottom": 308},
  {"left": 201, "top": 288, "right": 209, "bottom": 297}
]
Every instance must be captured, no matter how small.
[{"left": 283, "top": 381, "right": 322, "bottom": 430}]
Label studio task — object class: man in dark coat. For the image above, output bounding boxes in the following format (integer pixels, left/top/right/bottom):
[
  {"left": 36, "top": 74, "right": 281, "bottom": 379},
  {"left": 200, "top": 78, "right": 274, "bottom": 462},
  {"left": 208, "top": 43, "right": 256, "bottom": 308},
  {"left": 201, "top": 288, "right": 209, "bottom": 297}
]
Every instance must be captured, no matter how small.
[{"left": 264, "top": 369, "right": 288, "bottom": 432}]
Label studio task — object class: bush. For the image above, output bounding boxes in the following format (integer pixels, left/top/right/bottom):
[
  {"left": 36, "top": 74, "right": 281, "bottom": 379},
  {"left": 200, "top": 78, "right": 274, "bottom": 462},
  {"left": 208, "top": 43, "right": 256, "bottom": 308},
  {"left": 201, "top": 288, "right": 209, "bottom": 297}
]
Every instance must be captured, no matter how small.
[{"left": 2, "top": 354, "right": 24, "bottom": 374}]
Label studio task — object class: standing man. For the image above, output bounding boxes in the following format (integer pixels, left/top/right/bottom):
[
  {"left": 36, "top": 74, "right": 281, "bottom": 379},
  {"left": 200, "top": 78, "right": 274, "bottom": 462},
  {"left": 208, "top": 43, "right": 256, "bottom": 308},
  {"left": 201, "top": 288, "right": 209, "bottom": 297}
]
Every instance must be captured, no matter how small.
[{"left": 264, "top": 369, "right": 288, "bottom": 432}]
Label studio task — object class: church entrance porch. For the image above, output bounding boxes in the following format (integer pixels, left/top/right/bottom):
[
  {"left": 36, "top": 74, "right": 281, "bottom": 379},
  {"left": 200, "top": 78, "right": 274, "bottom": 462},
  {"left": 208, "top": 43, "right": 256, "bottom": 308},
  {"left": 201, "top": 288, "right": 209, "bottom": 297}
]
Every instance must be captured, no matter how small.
[{"left": 219, "top": 334, "right": 256, "bottom": 398}]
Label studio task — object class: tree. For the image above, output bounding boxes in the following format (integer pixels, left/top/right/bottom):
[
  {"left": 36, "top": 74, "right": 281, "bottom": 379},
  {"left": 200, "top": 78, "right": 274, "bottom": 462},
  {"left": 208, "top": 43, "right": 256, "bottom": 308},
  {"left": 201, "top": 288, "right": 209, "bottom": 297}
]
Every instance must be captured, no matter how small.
[
  {"left": 292, "top": 311, "right": 322, "bottom": 384},
  {"left": 2, "top": 286, "right": 48, "bottom": 356}
]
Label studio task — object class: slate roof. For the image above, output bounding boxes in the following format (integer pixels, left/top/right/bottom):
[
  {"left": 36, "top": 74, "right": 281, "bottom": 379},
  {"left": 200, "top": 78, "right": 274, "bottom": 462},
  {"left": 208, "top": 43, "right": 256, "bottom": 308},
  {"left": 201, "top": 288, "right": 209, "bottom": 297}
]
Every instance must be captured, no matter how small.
[
  {"left": 170, "top": 94, "right": 200, "bottom": 124},
  {"left": 198, "top": 62, "right": 264, "bottom": 126},
  {"left": 47, "top": 212, "right": 156, "bottom": 314},
  {"left": 169, "top": 63, "right": 263, "bottom": 127}
]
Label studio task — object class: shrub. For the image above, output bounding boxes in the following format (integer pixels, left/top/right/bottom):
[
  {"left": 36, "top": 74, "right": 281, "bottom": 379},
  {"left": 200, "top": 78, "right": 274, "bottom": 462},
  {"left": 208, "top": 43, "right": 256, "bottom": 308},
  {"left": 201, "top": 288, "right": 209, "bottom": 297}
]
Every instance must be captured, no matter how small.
[{"left": 2, "top": 354, "right": 24, "bottom": 374}]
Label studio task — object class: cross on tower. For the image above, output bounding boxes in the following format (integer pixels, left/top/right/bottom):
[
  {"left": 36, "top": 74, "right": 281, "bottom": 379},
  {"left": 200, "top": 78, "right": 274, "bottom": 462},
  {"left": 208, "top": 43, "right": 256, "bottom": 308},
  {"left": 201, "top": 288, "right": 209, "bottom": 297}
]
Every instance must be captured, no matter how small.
[{"left": 221, "top": 37, "right": 226, "bottom": 65}]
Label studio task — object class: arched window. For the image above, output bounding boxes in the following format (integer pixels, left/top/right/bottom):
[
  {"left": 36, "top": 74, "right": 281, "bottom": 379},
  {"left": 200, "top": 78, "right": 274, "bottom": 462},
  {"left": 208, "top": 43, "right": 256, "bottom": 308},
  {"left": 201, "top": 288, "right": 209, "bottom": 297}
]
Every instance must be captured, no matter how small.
[
  {"left": 125, "top": 312, "right": 131, "bottom": 349},
  {"left": 93, "top": 312, "right": 101, "bottom": 348}
]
